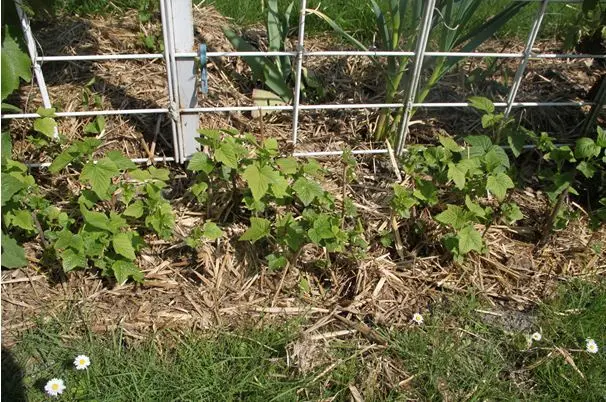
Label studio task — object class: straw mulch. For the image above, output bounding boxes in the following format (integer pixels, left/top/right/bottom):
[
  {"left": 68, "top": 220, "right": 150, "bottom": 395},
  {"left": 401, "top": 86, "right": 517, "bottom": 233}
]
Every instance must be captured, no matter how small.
[{"left": 2, "top": 6, "right": 605, "bottom": 349}]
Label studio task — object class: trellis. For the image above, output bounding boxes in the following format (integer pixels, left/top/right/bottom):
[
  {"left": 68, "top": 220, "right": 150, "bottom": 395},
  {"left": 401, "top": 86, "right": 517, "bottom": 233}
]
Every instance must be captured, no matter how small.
[{"left": 2, "top": 0, "right": 604, "bottom": 165}]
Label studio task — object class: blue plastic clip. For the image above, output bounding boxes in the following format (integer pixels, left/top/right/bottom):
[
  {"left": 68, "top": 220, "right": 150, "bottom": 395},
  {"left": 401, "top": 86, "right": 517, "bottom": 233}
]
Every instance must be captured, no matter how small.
[{"left": 199, "top": 44, "right": 208, "bottom": 95}]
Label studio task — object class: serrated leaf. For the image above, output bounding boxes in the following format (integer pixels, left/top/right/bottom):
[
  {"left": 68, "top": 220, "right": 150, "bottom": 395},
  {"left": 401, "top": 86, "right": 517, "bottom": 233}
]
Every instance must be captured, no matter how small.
[
  {"left": 486, "top": 172, "right": 514, "bottom": 201},
  {"left": 448, "top": 162, "right": 466, "bottom": 190},
  {"left": 576, "top": 161, "right": 596, "bottom": 178},
  {"left": 292, "top": 176, "right": 324, "bottom": 206},
  {"left": 124, "top": 200, "right": 144, "bottom": 218},
  {"left": 484, "top": 146, "right": 510, "bottom": 171},
  {"left": 439, "top": 135, "right": 463, "bottom": 152},
  {"left": 1, "top": 173, "right": 25, "bottom": 206},
  {"left": 1, "top": 26, "right": 32, "bottom": 101},
  {"left": 468, "top": 96, "right": 494, "bottom": 114},
  {"left": 240, "top": 217, "right": 271, "bottom": 243},
  {"left": 82, "top": 209, "right": 111, "bottom": 231},
  {"left": 149, "top": 166, "right": 170, "bottom": 181},
  {"left": 188, "top": 152, "right": 214, "bottom": 174},
  {"left": 61, "top": 248, "right": 87, "bottom": 272},
  {"left": 501, "top": 202, "right": 524, "bottom": 224},
  {"left": 215, "top": 140, "right": 238, "bottom": 169},
  {"left": 413, "top": 180, "right": 438, "bottom": 205},
  {"left": 112, "top": 232, "right": 136, "bottom": 260},
  {"left": 80, "top": 158, "right": 120, "bottom": 199},
  {"left": 464, "top": 135, "right": 492, "bottom": 158},
  {"left": 243, "top": 163, "right": 280, "bottom": 201},
  {"left": 435, "top": 205, "right": 473, "bottom": 231},
  {"left": 112, "top": 260, "right": 144, "bottom": 285},
  {"left": 202, "top": 221, "right": 223, "bottom": 240},
  {"left": 7, "top": 210, "right": 35, "bottom": 231},
  {"left": 596, "top": 127, "right": 606, "bottom": 148},
  {"left": 458, "top": 225, "right": 483, "bottom": 255},
  {"left": 1, "top": 233, "right": 27, "bottom": 268},
  {"left": 575, "top": 137, "right": 600, "bottom": 159},
  {"left": 465, "top": 195, "right": 486, "bottom": 218},
  {"left": 276, "top": 157, "right": 298, "bottom": 174},
  {"left": 33, "top": 117, "right": 57, "bottom": 138},
  {"left": 266, "top": 253, "right": 288, "bottom": 271},
  {"left": 106, "top": 150, "right": 136, "bottom": 171},
  {"left": 507, "top": 131, "right": 526, "bottom": 158}
]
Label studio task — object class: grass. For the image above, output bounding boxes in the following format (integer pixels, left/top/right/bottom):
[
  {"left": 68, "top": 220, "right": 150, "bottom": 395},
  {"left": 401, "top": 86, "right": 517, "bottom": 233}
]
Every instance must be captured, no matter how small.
[
  {"left": 3, "top": 280, "right": 604, "bottom": 401},
  {"left": 50, "top": 0, "right": 581, "bottom": 43}
]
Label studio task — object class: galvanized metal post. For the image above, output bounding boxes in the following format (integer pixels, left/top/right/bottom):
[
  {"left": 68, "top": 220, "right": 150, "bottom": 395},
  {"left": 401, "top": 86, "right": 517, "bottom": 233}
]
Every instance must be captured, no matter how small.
[
  {"left": 291, "top": 0, "right": 307, "bottom": 147},
  {"left": 164, "top": 0, "right": 198, "bottom": 162},
  {"left": 395, "top": 0, "right": 436, "bottom": 156},
  {"left": 14, "top": 0, "right": 58, "bottom": 138},
  {"left": 504, "top": 0, "right": 549, "bottom": 117}
]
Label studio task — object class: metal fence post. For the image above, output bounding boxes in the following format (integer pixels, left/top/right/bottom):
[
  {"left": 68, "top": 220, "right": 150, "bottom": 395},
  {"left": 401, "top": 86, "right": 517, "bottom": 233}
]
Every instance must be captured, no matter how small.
[
  {"left": 395, "top": 0, "right": 436, "bottom": 156},
  {"left": 163, "top": 0, "right": 198, "bottom": 162},
  {"left": 14, "top": 0, "right": 58, "bottom": 138},
  {"left": 291, "top": 0, "right": 307, "bottom": 148},
  {"left": 504, "top": 0, "right": 550, "bottom": 117}
]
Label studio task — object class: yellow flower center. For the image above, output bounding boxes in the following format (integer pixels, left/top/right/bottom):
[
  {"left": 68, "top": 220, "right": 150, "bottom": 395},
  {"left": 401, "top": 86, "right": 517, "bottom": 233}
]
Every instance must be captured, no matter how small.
[
  {"left": 52, "top": 384, "right": 59, "bottom": 391},
  {"left": 79, "top": 359, "right": 86, "bottom": 365}
]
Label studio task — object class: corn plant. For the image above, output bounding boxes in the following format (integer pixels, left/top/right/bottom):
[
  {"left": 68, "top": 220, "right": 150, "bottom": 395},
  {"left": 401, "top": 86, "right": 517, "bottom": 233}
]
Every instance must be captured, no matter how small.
[{"left": 309, "top": 0, "right": 527, "bottom": 141}]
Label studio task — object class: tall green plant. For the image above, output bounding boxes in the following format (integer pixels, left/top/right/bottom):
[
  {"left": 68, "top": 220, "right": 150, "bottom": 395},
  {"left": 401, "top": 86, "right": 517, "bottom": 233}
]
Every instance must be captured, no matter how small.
[{"left": 309, "top": 0, "right": 527, "bottom": 142}]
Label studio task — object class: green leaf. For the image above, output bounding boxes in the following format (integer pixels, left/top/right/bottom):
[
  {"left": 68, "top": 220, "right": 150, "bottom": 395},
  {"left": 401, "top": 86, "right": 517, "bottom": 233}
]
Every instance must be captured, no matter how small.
[
  {"left": 458, "top": 225, "right": 483, "bottom": 255},
  {"left": 574, "top": 137, "right": 600, "bottom": 159},
  {"left": 464, "top": 135, "right": 492, "bottom": 158},
  {"left": 149, "top": 166, "right": 170, "bottom": 181},
  {"left": 240, "top": 217, "right": 271, "bottom": 243},
  {"left": 468, "top": 96, "right": 494, "bottom": 114},
  {"left": 1, "top": 233, "right": 27, "bottom": 268},
  {"left": 36, "top": 107, "right": 56, "bottom": 118},
  {"left": 1, "top": 173, "right": 25, "bottom": 206},
  {"left": 447, "top": 162, "right": 466, "bottom": 190},
  {"left": 501, "top": 202, "right": 524, "bottom": 224},
  {"left": 60, "top": 248, "right": 87, "bottom": 272},
  {"left": 266, "top": 253, "right": 287, "bottom": 271},
  {"left": 84, "top": 116, "right": 105, "bottom": 134},
  {"left": 1, "top": 103, "right": 22, "bottom": 113},
  {"left": 596, "top": 127, "right": 606, "bottom": 148},
  {"left": 413, "top": 180, "right": 438, "bottom": 206},
  {"left": 292, "top": 176, "right": 324, "bottom": 206},
  {"left": 112, "top": 232, "right": 136, "bottom": 260},
  {"left": 507, "top": 131, "right": 526, "bottom": 158},
  {"left": 123, "top": 200, "right": 144, "bottom": 218},
  {"left": 486, "top": 172, "right": 514, "bottom": 201},
  {"left": 190, "top": 181, "right": 209, "bottom": 202},
  {"left": 481, "top": 113, "right": 503, "bottom": 128},
  {"left": 202, "top": 221, "right": 223, "bottom": 241},
  {"left": 243, "top": 163, "right": 280, "bottom": 201},
  {"left": 576, "top": 161, "right": 596, "bottom": 178},
  {"left": 276, "top": 157, "right": 298, "bottom": 175},
  {"left": 215, "top": 141, "right": 238, "bottom": 169},
  {"left": 439, "top": 135, "right": 463, "bottom": 152},
  {"left": 188, "top": 152, "right": 214, "bottom": 174},
  {"left": 465, "top": 195, "right": 486, "bottom": 219},
  {"left": 1, "top": 25, "right": 32, "bottom": 101},
  {"left": 80, "top": 158, "right": 120, "bottom": 199},
  {"left": 483, "top": 146, "right": 510, "bottom": 171},
  {"left": 146, "top": 202, "right": 174, "bottom": 239},
  {"left": 106, "top": 150, "right": 136, "bottom": 171},
  {"left": 1, "top": 132, "right": 12, "bottom": 162},
  {"left": 7, "top": 210, "right": 35, "bottom": 231},
  {"left": 435, "top": 205, "right": 473, "bottom": 231},
  {"left": 112, "top": 260, "right": 144, "bottom": 285},
  {"left": 391, "top": 185, "right": 417, "bottom": 218},
  {"left": 82, "top": 209, "right": 111, "bottom": 231},
  {"left": 33, "top": 117, "right": 57, "bottom": 138}
]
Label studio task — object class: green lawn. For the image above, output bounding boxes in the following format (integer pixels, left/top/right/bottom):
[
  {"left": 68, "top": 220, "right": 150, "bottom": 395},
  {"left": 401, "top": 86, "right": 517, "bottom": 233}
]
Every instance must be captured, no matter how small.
[
  {"left": 3, "top": 280, "right": 604, "bottom": 401},
  {"left": 51, "top": 0, "right": 580, "bottom": 43}
]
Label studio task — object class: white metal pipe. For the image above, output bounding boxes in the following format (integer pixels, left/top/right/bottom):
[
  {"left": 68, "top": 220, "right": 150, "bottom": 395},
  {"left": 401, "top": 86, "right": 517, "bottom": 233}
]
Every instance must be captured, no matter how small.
[
  {"left": 160, "top": 0, "right": 183, "bottom": 163},
  {"left": 504, "top": 0, "right": 550, "bottom": 117},
  {"left": 291, "top": 0, "right": 308, "bottom": 147},
  {"left": 14, "top": 1, "right": 59, "bottom": 138},
  {"left": 395, "top": 0, "right": 436, "bottom": 156},
  {"left": 293, "top": 149, "right": 388, "bottom": 157},
  {"left": 2, "top": 100, "right": 600, "bottom": 120},
  {"left": 34, "top": 51, "right": 606, "bottom": 61},
  {"left": 25, "top": 156, "right": 175, "bottom": 168}
]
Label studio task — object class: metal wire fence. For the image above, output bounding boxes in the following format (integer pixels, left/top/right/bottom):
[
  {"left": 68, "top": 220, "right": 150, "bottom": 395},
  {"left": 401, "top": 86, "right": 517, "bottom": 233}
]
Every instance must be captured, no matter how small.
[{"left": 2, "top": 0, "right": 604, "bottom": 165}]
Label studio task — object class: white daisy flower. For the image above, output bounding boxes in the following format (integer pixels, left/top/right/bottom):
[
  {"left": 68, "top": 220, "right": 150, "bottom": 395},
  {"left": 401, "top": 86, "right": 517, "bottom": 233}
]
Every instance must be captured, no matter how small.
[
  {"left": 586, "top": 338, "right": 599, "bottom": 354},
  {"left": 412, "top": 313, "right": 424, "bottom": 324},
  {"left": 531, "top": 332, "right": 542, "bottom": 342},
  {"left": 73, "top": 354, "right": 91, "bottom": 370},
  {"left": 44, "top": 378, "right": 66, "bottom": 397}
]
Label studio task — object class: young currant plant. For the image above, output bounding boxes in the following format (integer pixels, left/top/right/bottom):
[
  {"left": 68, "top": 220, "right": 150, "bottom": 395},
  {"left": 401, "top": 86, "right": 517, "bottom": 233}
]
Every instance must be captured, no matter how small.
[
  {"left": 46, "top": 140, "right": 175, "bottom": 284},
  {"left": 186, "top": 129, "right": 368, "bottom": 270}
]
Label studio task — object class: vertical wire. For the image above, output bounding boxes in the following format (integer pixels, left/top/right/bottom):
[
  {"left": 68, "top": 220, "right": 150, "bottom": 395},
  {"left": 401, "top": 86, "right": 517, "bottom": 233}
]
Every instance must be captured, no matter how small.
[{"left": 291, "top": 0, "right": 307, "bottom": 148}]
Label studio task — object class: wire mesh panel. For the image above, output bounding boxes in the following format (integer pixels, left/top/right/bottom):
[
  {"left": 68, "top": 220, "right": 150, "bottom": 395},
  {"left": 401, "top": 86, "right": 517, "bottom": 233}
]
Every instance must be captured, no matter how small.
[{"left": 1, "top": 0, "right": 604, "bottom": 166}]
